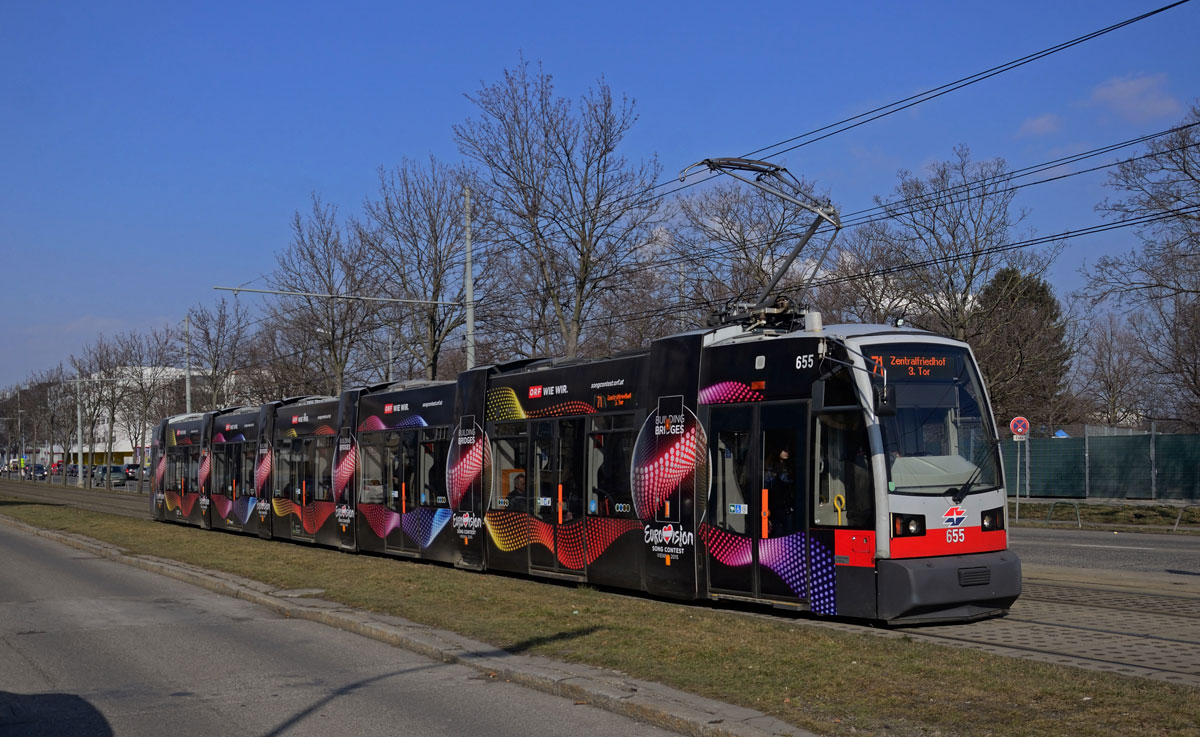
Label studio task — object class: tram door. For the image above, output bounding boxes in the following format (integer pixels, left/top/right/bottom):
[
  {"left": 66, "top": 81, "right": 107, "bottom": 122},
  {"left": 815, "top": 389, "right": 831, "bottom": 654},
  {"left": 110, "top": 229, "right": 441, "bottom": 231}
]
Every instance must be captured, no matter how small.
[
  {"left": 528, "top": 419, "right": 586, "bottom": 577},
  {"left": 388, "top": 431, "right": 420, "bottom": 553},
  {"left": 706, "top": 402, "right": 809, "bottom": 601}
]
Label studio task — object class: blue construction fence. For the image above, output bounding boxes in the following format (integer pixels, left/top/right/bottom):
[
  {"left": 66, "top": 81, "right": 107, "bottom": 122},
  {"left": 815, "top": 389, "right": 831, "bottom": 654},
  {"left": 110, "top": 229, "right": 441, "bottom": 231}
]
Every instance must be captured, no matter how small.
[{"left": 1001, "top": 425, "right": 1200, "bottom": 501}]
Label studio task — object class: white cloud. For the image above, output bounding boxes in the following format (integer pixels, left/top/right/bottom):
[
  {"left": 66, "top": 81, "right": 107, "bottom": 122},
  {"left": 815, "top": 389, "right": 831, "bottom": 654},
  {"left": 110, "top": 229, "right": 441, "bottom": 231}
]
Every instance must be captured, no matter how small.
[
  {"left": 1088, "top": 73, "right": 1183, "bottom": 124},
  {"left": 1017, "top": 113, "right": 1062, "bottom": 137}
]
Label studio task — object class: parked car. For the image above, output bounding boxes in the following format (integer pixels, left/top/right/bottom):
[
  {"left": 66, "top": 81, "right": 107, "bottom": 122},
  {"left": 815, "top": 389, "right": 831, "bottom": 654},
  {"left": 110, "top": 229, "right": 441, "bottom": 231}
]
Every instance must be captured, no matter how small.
[
  {"left": 94, "top": 465, "right": 127, "bottom": 486},
  {"left": 123, "top": 463, "right": 141, "bottom": 480}
]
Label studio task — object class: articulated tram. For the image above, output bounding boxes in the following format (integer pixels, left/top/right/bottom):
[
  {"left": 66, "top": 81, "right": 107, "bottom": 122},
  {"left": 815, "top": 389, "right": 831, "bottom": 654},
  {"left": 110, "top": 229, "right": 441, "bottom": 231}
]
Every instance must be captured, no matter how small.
[{"left": 151, "top": 314, "right": 1020, "bottom": 624}]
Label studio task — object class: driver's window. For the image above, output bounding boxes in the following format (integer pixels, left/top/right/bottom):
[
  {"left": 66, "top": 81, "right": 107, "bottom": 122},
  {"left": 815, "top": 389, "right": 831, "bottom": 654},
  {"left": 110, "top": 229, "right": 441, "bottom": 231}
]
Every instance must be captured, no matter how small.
[{"left": 814, "top": 414, "right": 873, "bottom": 528}]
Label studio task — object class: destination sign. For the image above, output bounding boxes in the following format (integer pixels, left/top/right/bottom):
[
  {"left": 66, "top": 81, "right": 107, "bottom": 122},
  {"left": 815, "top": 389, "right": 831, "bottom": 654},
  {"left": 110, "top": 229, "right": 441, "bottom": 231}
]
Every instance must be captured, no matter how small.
[{"left": 869, "top": 353, "right": 958, "bottom": 380}]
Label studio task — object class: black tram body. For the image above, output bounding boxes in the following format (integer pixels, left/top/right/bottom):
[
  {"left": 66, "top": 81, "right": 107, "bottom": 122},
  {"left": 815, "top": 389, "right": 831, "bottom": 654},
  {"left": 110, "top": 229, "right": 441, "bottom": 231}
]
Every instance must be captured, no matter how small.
[
  {"left": 150, "top": 321, "right": 1020, "bottom": 624},
  {"left": 151, "top": 411, "right": 213, "bottom": 528}
]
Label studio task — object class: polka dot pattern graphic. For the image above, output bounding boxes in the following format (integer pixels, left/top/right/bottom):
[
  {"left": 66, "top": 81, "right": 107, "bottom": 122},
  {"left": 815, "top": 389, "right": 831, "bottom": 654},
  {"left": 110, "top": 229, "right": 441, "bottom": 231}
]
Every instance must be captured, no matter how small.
[{"left": 698, "top": 382, "right": 765, "bottom": 405}]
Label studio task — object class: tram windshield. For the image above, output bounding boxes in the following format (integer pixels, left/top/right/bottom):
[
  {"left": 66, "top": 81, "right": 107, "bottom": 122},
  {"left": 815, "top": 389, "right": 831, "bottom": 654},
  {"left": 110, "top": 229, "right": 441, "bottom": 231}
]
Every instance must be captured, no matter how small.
[{"left": 869, "top": 344, "right": 1000, "bottom": 496}]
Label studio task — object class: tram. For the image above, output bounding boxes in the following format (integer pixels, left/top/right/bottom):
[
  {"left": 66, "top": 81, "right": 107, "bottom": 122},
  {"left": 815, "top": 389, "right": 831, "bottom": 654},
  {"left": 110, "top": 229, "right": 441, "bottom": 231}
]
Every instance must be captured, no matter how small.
[{"left": 151, "top": 308, "right": 1020, "bottom": 624}]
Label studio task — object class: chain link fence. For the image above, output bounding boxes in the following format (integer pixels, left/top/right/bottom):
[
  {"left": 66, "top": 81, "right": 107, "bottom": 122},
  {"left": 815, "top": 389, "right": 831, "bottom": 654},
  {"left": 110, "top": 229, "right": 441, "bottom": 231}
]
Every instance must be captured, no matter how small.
[{"left": 1001, "top": 424, "right": 1200, "bottom": 501}]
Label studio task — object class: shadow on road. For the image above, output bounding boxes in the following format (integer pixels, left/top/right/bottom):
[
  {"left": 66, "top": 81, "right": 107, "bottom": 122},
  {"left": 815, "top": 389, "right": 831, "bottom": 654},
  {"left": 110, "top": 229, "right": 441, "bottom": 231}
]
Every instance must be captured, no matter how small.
[{"left": 0, "top": 690, "right": 113, "bottom": 736}]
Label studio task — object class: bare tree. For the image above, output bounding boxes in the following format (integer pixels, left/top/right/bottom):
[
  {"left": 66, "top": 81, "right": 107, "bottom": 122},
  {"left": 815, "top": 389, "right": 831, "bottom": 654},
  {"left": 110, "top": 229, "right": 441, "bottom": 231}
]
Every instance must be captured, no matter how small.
[
  {"left": 1075, "top": 312, "right": 1150, "bottom": 426},
  {"left": 183, "top": 298, "right": 253, "bottom": 410},
  {"left": 876, "top": 145, "right": 1057, "bottom": 343},
  {"left": 1080, "top": 103, "right": 1200, "bottom": 429},
  {"left": 270, "top": 194, "right": 380, "bottom": 395},
  {"left": 71, "top": 347, "right": 107, "bottom": 488},
  {"left": 29, "top": 365, "right": 74, "bottom": 484},
  {"left": 1127, "top": 297, "right": 1200, "bottom": 430},
  {"left": 455, "top": 58, "right": 663, "bottom": 358},
  {"left": 673, "top": 178, "right": 834, "bottom": 321},
  {"left": 118, "top": 327, "right": 179, "bottom": 491},
  {"left": 812, "top": 221, "right": 912, "bottom": 325},
  {"left": 82, "top": 337, "right": 129, "bottom": 490},
  {"left": 1084, "top": 102, "right": 1200, "bottom": 305},
  {"left": 358, "top": 159, "right": 490, "bottom": 380}
]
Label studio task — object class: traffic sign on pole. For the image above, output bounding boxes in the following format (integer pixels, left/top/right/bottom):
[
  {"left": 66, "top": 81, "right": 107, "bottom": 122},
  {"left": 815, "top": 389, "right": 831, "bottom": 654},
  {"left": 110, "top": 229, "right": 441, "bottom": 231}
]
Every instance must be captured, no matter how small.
[{"left": 1010, "top": 416, "right": 1029, "bottom": 436}]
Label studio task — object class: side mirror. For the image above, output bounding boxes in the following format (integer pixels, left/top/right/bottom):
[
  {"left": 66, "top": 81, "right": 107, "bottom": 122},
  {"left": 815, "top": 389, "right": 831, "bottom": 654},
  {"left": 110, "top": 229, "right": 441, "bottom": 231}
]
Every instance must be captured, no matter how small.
[{"left": 874, "top": 384, "right": 896, "bottom": 417}]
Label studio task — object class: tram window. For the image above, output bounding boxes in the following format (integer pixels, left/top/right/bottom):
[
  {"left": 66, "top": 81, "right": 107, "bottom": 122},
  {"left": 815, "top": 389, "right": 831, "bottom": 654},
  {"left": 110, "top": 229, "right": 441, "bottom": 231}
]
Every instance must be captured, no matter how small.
[
  {"left": 167, "top": 449, "right": 185, "bottom": 492},
  {"left": 587, "top": 414, "right": 634, "bottom": 517},
  {"left": 421, "top": 427, "right": 449, "bottom": 507},
  {"left": 399, "top": 431, "right": 418, "bottom": 511},
  {"left": 590, "top": 414, "right": 635, "bottom": 432},
  {"left": 823, "top": 370, "right": 859, "bottom": 408},
  {"left": 273, "top": 440, "right": 290, "bottom": 499},
  {"left": 358, "top": 433, "right": 391, "bottom": 504},
  {"left": 709, "top": 407, "right": 752, "bottom": 535},
  {"left": 814, "top": 414, "right": 873, "bottom": 528},
  {"left": 531, "top": 422, "right": 554, "bottom": 521},
  {"left": 492, "top": 431, "right": 528, "bottom": 513},
  {"left": 313, "top": 437, "right": 334, "bottom": 501},
  {"left": 761, "top": 402, "right": 806, "bottom": 538},
  {"left": 495, "top": 421, "right": 524, "bottom": 437},
  {"left": 186, "top": 449, "right": 200, "bottom": 493},
  {"left": 559, "top": 419, "right": 585, "bottom": 522},
  {"left": 241, "top": 446, "right": 255, "bottom": 498}
]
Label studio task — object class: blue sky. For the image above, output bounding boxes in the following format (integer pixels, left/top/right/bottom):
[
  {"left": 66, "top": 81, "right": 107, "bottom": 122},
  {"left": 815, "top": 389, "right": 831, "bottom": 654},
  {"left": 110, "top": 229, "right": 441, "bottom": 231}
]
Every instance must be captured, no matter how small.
[{"left": 2, "top": 0, "right": 1197, "bottom": 387}]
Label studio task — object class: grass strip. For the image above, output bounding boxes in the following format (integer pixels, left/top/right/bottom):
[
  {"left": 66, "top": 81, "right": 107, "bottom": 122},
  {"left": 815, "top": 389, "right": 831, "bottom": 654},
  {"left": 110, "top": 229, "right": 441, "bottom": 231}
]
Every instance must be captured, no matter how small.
[
  {"left": 1009, "top": 501, "right": 1199, "bottom": 532},
  {"left": 2, "top": 496, "right": 1196, "bottom": 737}
]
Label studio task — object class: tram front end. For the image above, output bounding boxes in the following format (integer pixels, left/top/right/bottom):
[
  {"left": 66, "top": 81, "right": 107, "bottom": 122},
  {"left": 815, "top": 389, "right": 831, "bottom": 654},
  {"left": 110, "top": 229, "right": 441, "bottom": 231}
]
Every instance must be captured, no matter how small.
[{"left": 826, "top": 330, "right": 1021, "bottom": 624}]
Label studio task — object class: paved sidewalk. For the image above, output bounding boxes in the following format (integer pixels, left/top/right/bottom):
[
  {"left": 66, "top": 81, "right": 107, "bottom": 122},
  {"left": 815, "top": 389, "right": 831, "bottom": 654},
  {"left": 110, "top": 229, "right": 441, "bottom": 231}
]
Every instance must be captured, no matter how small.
[{"left": 0, "top": 514, "right": 816, "bottom": 737}]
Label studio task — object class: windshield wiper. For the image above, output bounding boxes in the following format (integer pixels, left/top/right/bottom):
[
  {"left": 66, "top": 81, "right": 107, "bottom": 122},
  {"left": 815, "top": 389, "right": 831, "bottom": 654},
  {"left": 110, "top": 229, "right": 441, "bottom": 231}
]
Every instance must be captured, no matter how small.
[{"left": 948, "top": 439, "right": 1000, "bottom": 504}]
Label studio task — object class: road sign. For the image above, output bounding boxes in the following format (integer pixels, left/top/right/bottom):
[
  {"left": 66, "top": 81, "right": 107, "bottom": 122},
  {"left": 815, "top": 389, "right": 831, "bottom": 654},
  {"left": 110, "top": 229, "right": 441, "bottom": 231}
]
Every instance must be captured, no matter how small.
[{"left": 1010, "top": 416, "right": 1029, "bottom": 436}]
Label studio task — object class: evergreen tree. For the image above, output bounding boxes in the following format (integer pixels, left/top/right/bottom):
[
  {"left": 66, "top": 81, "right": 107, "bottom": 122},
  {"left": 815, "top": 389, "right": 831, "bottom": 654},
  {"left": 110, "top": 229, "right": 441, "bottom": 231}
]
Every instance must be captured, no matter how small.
[{"left": 972, "top": 268, "right": 1076, "bottom": 432}]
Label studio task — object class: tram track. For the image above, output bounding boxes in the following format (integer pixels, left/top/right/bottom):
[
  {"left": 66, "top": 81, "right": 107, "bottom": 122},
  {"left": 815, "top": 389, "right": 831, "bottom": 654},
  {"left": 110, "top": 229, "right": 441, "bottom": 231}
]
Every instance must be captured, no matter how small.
[
  {"left": 3, "top": 477, "right": 1198, "bottom": 686},
  {"left": 0, "top": 478, "right": 151, "bottom": 518}
]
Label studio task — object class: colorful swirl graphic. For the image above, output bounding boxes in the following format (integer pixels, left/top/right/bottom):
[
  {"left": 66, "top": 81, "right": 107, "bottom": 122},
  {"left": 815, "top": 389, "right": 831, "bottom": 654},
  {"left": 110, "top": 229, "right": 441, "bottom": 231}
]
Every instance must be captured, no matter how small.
[
  {"left": 210, "top": 494, "right": 233, "bottom": 520},
  {"left": 155, "top": 455, "right": 167, "bottom": 487},
  {"left": 198, "top": 451, "right": 211, "bottom": 491},
  {"left": 271, "top": 498, "right": 336, "bottom": 535},
  {"left": 209, "top": 495, "right": 258, "bottom": 526},
  {"left": 486, "top": 387, "right": 527, "bottom": 422},
  {"left": 528, "top": 401, "right": 597, "bottom": 417},
  {"left": 483, "top": 513, "right": 642, "bottom": 567},
  {"left": 282, "top": 424, "right": 336, "bottom": 439},
  {"left": 358, "top": 414, "right": 429, "bottom": 432},
  {"left": 212, "top": 432, "right": 246, "bottom": 444},
  {"left": 333, "top": 442, "right": 356, "bottom": 502},
  {"left": 358, "top": 504, "right": 454, "bottom": 548},
  {"left": 698, "top": 381, "right": 765, "bottom": 405},
  {"left": 446, "top": 429, "right": 490, "bottom": 509},
  {"left": 631, "top": 425, "right": 706, "bottom": 520},
  {"left": 697, "top": 524, "right": 837, "bottom": 615},
  {"left": 254, "top": 450, "right": 272, "bottom": 494},
  {"left": 165, "top": 491, "right": 199, "bottom": 517},
  {"left": 486, "top": 388, "right": 597, "bottom": 422}
]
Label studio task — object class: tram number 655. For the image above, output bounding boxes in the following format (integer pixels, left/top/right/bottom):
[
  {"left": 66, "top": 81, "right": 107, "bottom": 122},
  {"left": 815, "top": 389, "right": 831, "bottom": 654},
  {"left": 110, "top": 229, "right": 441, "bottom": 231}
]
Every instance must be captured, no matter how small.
[
  {"left": 795, "top": 354, "right": 815, "bottom": 369},
  {"left": 946, "top": 529, "right": 966, "bottom": 543}
]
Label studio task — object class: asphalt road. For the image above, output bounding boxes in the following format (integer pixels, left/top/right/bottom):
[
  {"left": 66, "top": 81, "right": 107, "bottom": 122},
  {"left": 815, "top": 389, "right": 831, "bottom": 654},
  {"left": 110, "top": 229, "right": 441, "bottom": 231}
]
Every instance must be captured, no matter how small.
[
  {"left": 1009, "top": 526, "right": 1200, "bottom": 577},
  {"left": 0, "top": 524, "right": 679, "bottom": 737}
]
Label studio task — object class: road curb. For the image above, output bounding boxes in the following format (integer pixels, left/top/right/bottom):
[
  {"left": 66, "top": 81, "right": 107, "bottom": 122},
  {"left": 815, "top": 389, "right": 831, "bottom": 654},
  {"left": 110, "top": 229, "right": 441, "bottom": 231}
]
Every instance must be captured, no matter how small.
[{"left": 0, "top": 514, "right": 816, "bottom": 737}]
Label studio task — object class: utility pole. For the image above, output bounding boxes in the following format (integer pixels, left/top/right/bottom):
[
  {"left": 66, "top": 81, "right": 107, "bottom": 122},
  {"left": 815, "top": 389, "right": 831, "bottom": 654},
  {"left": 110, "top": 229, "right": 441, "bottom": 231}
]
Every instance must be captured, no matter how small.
[
  {"left": 184, "top": 314, "right": 192, "bottom": 413},
  {"left": 75, "top": 379, "right": 84, "bottom": 489},
  {"left": 464, "top": 185, "right": 476, "bottom": 370},
  {"left": 17, "top": 390, "right": 24, "bottom": 469}
]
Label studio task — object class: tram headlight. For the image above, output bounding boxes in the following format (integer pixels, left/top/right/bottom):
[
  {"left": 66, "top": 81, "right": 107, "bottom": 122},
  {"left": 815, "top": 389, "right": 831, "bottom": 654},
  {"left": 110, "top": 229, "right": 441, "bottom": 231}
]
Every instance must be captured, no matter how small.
[
  {"left": 980, "top": 506, "right": 1005, "bottom": 532},
  {"left": 892, "top": 513, "right": 926, "bottom": 537}
]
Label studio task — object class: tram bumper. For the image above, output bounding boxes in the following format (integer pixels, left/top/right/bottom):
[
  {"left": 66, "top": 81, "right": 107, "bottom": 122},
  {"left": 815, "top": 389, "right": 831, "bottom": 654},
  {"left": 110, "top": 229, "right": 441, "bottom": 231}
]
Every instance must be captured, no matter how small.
[{"left": 876, "top": 551, "right": 1022, "bottom": 625}]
